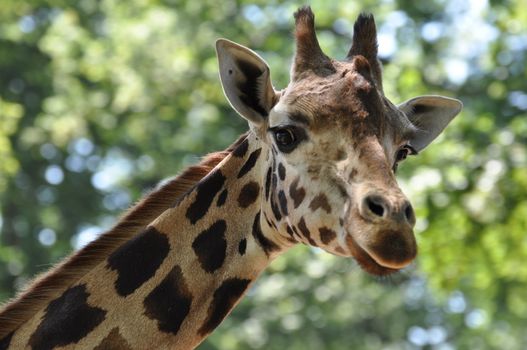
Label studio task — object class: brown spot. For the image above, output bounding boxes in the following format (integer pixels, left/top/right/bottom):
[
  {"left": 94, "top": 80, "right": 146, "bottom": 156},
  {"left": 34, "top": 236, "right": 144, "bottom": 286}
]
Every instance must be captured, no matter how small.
[
  {"left": 238, "top": 239, "right": 247, "bottom": 255},
  {"left": 265, "top": 167, "right": 272, "bottom": 200},
  {"left": 297, "top": 217, "right": 317, "bottom": 246},
  {"left": 278, "top": 163, "right": 286, "bottom": 180},
  {"left": 292, "top": 225, "right": 301, "bottom": 237},
  {"left": 107, "top": 226, "right": 170, "bottom": 296},
  {"left": 237, "top": 181, "right": 260, "bottom": 208},
  {"left": 0, "top": 332, "right": 13, "bottom": 350},
  {"left": 198, "top": 278, "right": 251, "bottom": 336},
  {"left": 192, "top": 220, "right": 227, "bottom": 273},
  {"left": 278, "top": 190, "right": 288, "bottom": 216},
  {"left": 252, "top": 212, "right": 280, "bottom": 255},
  {"left": 319, "top": 227, "right": 337, "bottom": 245},
  {"left": 237, "top": 148, "right": 262, "bottom": 178},
  {"left": 309, "top": 193, "right": 331, "bottom": 213},
  {"left": 286, "top": 225, "right": 294, "bottom": 237},
  {"left": 270, "top": 196, "right": 282, "bottom": 221},
  {"left": 94, "top": 328, "right": 132, "bottom": 350},
  {"left": 144, "top": 265, "right": 193, "bottom": 335},
  {"left": 271, "top": 172, "right": 278, "bottom": 195},
  {"left": 289, "top": 177, "right": 305, "bottom": 208},
  {"left": 29, "top": 284, "right": 106, "bottom": 350},
  {"left": 232, "top": 137, "right": 249, "bottom": 157},
  {"left": 186, "top": 169, "right": 226, "bottom": 224},
  {"left": 263, "top": 212, "right": 277, "bottom": 230},
  {"left": 217, "top": 189, "right": 228, "bottom": 207}
]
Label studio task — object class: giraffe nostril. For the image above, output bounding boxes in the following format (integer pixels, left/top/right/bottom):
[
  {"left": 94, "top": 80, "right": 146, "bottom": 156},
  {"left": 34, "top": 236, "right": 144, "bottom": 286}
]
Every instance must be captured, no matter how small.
[
  {"left": 404, "top": 202, "right": 415, "bottom": 225},
  {"left": 365, "top": 196, "right": 385, "bottom": 217}
]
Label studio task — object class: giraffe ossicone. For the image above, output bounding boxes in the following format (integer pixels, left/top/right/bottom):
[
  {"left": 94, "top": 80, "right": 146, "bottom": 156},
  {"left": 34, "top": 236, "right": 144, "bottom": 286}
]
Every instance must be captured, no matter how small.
[{"left": 0, "top": 6, "right": 462, "bottom": 349}]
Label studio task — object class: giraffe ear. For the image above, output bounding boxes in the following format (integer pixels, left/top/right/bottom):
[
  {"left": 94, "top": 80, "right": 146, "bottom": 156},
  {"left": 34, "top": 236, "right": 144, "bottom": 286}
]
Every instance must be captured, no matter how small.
[
  {"left": 398, "top": 95, "right": 463, "bottom": 152},
  {"left": 216, "top": 39, "right": 278, "bottom": 126}
]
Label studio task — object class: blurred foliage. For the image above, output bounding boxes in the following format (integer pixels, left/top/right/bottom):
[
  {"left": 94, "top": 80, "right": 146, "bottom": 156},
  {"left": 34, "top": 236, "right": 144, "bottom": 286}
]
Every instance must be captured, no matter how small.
[{"left": 1, "top": 0, "right": 526, "bottom": 349}]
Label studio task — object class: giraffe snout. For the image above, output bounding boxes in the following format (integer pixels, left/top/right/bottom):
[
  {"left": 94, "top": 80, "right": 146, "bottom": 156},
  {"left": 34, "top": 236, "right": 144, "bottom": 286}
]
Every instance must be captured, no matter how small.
[{"left": 344, "top": 189, "right": 418, "bottom": 272}]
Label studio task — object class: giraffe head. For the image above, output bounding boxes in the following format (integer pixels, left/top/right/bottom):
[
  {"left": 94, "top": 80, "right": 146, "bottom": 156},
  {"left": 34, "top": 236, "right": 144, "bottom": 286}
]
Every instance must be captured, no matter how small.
[{"left": 216, "top": 7, "right": 462, "bottom": 275}]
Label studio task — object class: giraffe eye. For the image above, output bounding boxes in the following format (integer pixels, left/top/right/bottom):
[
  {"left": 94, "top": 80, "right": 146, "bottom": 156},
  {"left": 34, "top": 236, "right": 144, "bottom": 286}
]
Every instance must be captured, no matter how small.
[
  {"left": 395, "top": 148, "right": 409, "bottom": 162},
  {"left": 393, "top": 145, "right": 417, "bottom": 172},
  {"left": 273, "top": 127, "right": 299, "bottom": 153}
]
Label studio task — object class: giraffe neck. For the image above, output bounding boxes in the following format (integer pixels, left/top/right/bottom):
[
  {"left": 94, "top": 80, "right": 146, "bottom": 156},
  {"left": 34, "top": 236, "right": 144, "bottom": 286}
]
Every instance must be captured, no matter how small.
[{"left": 6, "top": 132, "right": 294, "bottom": 350}]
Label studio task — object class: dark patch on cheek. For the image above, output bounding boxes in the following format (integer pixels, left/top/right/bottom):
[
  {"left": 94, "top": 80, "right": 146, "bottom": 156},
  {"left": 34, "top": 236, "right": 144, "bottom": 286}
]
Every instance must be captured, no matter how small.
[
  {"left": 198, "top": 278, "right": 251, "bottom": 336},
  {"left": 319, "top": 227, "right": 337, "bottom": 245},
  {"left": 289, "top": 177, "right": 306, "bottom": 208},
  {"left": 278, "top": 190, "right": 288, "bottom": 216},
  {"left": 28, "top": 284, "right": 106, "bottom": 350},
  {"left": 186, "top": 169, "right": 226, "bottom": 224},
  {"left": 265, "top": 167, "right": 272, "bottom": 200},
  {"left": 309, "top": 193, "right": 332, "bottom": 214},
  {"left": 143, "top": 265, "right": 192, "bottom": 335},
  {"left": 94, "top": 327, "right": 132, "bottom": 350},
  {"left": 0, "top": 332, "right": 13, "bottom": 350},
  {"left": 237, "top": 181, "right": 260, "bottom": 208},
  {"left": 217, "top": 189, "right": 228, "bottom": 207},
  {"left": 252, "top": 212, "right": 280, "bottom": 256},
  {"left": 107, "top": 226, "right": 170, "bottom": 296},
  {"left": 238, "top": 238, "right": 247, "bottom": 255},
  {"left": 297, "top": 217, "right": 317, "bottom": 246},
  {"left": 237, "top": 148, "right": 262, "bottom": 179},
  {"left": 232, "top": 137, "right": 249, "bottom": 158},
  {"left": 192, "top": 220, "right": 227, "bottom": 273},
  {"left": 269, "top": 173, "right": 282, "bottom": 221},
  {"left": 278, "top": 163, "right": 286, "bottom": 181}
]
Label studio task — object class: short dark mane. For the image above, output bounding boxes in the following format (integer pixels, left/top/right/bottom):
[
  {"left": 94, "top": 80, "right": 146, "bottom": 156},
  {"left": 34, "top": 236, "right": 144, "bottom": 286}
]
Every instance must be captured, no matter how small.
[{"left": 0, "top": 133, "right": 248, "bottom": 339}]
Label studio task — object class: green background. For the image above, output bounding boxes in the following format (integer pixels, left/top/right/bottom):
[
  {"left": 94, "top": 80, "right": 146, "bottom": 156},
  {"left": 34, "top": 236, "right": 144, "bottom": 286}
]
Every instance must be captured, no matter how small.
[{"left": 1, "top": 0, "right": 526, "bottom": 348}]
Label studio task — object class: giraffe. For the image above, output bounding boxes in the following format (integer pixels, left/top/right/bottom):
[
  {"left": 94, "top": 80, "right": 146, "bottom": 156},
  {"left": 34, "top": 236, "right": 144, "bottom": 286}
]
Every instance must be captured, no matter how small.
[{"left": 0, "top": 6, "right": 462, "bottom": 349}]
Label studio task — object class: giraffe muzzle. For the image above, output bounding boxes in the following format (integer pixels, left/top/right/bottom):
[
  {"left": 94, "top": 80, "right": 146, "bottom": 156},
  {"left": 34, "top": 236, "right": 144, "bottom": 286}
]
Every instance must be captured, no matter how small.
[{"left": 344, "top": 189, "right": 417, "bottom": 274}]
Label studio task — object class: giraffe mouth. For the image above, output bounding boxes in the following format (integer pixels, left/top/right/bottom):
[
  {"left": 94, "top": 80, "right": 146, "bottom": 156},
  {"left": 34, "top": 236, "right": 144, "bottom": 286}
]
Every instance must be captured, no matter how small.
[{"left": 345, "top": 233, "right": 401, "bottom": 276}]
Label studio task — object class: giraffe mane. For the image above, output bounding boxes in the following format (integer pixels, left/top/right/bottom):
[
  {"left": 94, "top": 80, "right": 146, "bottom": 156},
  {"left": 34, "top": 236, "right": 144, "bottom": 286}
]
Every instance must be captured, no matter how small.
[{"left": 0, "top": 133, "right": 248, "bottom": 339}]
